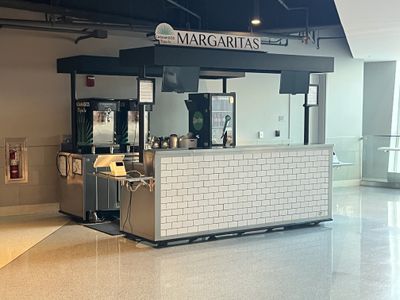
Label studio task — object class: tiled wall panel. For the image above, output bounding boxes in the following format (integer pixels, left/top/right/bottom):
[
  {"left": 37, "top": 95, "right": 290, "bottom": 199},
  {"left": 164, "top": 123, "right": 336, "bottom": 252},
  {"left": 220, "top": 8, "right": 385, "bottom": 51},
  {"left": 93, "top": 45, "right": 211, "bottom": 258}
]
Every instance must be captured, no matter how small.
[{"left": 158, "top": 147, "right": 332, "bottom": 238}]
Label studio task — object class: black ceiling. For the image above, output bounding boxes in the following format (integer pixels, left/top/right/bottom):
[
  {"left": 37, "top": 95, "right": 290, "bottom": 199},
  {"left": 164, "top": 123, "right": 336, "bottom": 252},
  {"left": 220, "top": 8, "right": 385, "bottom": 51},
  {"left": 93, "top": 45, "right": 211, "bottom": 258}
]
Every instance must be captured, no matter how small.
[{"left": 1, "top": 0, "right": 341, "bottom": 32}]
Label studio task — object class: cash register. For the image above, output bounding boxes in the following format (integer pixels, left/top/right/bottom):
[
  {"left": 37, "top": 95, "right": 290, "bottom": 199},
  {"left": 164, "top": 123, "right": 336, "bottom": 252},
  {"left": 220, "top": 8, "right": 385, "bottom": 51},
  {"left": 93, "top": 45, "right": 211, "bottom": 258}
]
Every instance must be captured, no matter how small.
[{"left": 94, "top": 154, "right": 127, "bottom": 177}]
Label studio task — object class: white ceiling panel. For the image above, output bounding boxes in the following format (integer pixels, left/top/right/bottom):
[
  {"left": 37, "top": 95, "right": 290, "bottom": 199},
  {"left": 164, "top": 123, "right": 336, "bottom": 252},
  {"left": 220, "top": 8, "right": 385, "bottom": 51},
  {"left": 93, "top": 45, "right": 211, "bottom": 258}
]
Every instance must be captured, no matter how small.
[{"left": 335, "top": 0, "right": 400, "bottom": 61}]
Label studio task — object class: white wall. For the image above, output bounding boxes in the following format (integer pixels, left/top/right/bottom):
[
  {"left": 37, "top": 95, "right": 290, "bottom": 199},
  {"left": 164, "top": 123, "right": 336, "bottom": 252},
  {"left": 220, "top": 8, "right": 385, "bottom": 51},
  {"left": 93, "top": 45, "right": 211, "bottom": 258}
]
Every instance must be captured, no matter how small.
[
  {"left": 325, "top": 57, "right": 364, "bottom": 182},
  {"left": 227, "top": 73, "right": 290, "bottom": 145},
  {"left": 363, "top": 62, "right": 397, "bottom": 136},
  {"left": 362, "top": 61, "right": 397, "bottom": 180}
]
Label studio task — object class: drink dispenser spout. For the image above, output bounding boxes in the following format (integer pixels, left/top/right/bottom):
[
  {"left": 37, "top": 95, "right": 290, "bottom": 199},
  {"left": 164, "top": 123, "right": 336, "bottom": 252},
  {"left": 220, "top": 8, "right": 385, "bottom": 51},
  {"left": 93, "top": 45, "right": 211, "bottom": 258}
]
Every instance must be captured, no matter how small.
[
  {"left": 221, "top": 115, "right": 231, "bottom": 148},
  {"left": 106, "top": 108, "right": 112, "bottom": 123},
  {"left": 221, "top": 115, "right": 231, "bottom": 138}
]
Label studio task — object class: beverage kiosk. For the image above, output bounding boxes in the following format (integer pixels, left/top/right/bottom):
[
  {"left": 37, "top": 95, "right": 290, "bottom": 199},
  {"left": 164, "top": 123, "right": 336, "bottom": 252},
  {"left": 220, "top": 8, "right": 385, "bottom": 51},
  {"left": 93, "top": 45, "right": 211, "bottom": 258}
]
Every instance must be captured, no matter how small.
[{"left": 55, "top": 38, "right": 334, "bottom": 243}]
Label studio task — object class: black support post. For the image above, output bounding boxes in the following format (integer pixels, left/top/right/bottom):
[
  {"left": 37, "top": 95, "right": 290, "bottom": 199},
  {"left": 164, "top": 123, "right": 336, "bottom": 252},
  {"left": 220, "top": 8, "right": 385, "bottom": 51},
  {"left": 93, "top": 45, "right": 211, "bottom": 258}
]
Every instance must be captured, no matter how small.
[
  {"left": 70, "top": 72, "right": 77, "bottom": 151},
  {"left": 303, "top": 94, "right": 309, "bottom": 145},
  {"left": 138, "top": 66, "right": 146, "bottom": 163},
  {"left": 139, "top": 106, "right": 145, "bottom": 163},
  {"left": 222, "top": 78, "right": 227, "bottom": 93}
]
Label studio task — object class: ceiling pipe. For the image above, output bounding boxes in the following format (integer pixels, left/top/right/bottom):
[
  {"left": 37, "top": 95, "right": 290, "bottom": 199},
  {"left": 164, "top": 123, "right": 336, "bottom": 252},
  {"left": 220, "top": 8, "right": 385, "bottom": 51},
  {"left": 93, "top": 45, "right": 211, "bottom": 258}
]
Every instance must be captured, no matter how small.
[
  {"left": 276, "top": 0, "right": 312, "bottom": 44},
  {"left": 0, "top": 0, "right": 157, "bottom": 26},
  {"left": 316, "top": 36, "right": 345, "bottom": 49},
  {"left": 74, "top": 29, "right": 107, "bottom": 44},
  {"left": 165, "top": 0, "right": 202, "bottom": 29},
  {"left": 261, "top": 24, "right": 341, "bottom": 35},
  {"left": 0, "top": 16, "right": 304, "bottom": 43},
  {"left": 0, "top": 23, "right": 86, "bottom": 34},
  {"left": 0, "top": 23, "right": 108, "bottom": 44},
  {"left": 217, "top": 30, "right": 305, "bottom": 41},
  {"left": 0, "top": 18, "right": 152, "bottom": 33},
  {"left": 261, "top": 39, "right": 289, "bottom": 47}
]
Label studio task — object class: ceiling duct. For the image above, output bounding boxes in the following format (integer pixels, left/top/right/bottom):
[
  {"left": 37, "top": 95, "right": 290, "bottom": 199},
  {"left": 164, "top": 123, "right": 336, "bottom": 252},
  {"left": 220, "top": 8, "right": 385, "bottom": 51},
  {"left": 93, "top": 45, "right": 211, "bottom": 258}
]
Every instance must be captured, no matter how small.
[
  {"left": 0, "top": 0, "right": 157, "bottom": 26},
  {"left": 276, "top": 0, "right": 312, "bottom": 43},
  {"left": 0, "top": 22, "right": 108, "bottom": 44},
  {"left": 165, "top": 0, "right": 201, "bottom": 29}
]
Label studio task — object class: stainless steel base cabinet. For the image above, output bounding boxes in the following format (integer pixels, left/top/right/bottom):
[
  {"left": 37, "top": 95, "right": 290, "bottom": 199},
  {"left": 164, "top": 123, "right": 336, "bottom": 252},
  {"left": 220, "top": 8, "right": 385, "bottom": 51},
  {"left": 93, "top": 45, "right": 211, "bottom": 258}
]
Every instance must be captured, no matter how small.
[
  {"left": 120, "top": 184, "right": 155, "bottom": 241},
  {"left": 58, "top": 153, "right": 120, "bottom": 221}
]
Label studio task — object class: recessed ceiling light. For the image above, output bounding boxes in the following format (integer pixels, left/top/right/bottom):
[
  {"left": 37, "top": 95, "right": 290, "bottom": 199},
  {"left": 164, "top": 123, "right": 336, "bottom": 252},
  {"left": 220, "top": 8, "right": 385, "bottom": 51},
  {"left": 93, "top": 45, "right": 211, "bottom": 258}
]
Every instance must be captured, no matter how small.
[{"left": 251, "top": 18, "right": 261, "bottom": 26}]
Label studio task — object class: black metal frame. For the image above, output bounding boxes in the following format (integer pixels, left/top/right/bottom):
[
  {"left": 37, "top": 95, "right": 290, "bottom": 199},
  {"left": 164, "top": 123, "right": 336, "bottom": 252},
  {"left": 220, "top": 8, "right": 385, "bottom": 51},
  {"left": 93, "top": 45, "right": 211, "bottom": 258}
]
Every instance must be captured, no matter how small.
[
  {"left": 70, "top": 72, "right": 77, "bottom": 150},
  {"left": 303, "top": 94, "right": 309, "bottom": 145},
  {"left": 221, "top": 78, "right": 237, "bottom": 148},
  {"left": 120, "top": 45, "right": 334, "bottom": 74},
  {"left": 59, "top": 58, "right": 148, "bottom": 155},
  {"left": 57, "top": 55, "right": 245, "bottom": 79},
  {"left": 57, "top": 55, "right": 245, "bottom": 155},
  {"left": 123, "top": 218, "right": 332, "bottom": 248},
  {"left": 119, "top": 45, "right": 334, "bottom": 148},
  {"left": 186, "top": 92, "right": 237, "bottom": 148}
]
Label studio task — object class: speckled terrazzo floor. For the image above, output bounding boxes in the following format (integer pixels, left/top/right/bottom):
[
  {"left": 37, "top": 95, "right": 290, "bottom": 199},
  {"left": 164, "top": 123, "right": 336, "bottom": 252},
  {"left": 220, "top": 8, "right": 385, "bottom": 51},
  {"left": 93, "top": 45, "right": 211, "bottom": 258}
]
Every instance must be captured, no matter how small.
[
  {"left": 0, "top": 213, "right": 68, "bottom": 269},
  {"left": 0, "top": 186, "right": 400, "bottom": 299}
]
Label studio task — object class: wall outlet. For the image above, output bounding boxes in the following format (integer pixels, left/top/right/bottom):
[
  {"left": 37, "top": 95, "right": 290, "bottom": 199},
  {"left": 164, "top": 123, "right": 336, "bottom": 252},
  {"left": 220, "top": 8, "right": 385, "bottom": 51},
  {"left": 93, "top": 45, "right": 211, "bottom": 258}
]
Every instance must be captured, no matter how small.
[
  {"left": 258, "top": 131, "right": 264, "bottom": 139},
  {"left": 275, "top": 130, "right": 280, "bottom": 137}
]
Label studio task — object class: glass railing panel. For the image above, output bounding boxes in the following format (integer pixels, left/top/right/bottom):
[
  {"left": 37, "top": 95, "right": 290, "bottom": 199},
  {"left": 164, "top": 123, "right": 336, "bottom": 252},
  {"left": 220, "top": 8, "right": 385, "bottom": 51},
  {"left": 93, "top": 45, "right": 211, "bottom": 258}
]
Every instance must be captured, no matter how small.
[{"left": 362, "top": 135, "right": 400, "bottom": 183}]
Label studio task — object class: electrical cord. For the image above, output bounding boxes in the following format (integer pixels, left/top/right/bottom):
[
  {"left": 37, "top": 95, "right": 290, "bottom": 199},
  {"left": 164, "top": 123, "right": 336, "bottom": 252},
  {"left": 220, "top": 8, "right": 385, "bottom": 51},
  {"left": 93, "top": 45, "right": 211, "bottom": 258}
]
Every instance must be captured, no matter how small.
[
  {"left": 122, "top": 190, "right": 133, "bottom": 232},
  {"left": 122, "top": 113, "right": 145, "bottom": 232},
  {"left": 122, "top": 181, "right": 145, "bottom": 233},
  {"left": 126, "top": 169, "right": 145, "bottom": 177}
]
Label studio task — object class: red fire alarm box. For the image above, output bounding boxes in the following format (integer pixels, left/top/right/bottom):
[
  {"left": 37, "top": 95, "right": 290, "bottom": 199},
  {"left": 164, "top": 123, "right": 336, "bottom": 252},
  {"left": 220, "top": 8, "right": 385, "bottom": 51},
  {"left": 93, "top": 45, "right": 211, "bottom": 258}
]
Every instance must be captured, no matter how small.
[{"left": 86, "top": 75, "right": 95, "bottom": 87}]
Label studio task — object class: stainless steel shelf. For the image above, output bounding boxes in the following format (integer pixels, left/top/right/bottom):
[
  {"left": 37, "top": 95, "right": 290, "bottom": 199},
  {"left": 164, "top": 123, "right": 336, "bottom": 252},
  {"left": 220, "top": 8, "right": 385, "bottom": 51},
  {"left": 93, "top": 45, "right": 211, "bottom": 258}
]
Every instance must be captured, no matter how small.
[{"left": 89, "top": 172, "right": 154, "bottom": 183}]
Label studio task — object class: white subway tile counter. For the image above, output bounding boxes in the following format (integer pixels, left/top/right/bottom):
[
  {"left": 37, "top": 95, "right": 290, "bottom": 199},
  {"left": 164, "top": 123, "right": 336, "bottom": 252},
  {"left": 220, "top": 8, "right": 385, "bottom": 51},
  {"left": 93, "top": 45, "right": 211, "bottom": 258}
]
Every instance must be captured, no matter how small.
[{"left": 153, "top": 145, "right": 333, "bottom": 241}]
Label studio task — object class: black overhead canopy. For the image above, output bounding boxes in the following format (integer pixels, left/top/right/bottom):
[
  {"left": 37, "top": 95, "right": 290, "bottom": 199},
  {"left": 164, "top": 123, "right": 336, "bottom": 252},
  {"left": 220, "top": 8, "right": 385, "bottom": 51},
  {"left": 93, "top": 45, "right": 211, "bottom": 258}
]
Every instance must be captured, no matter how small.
[
  {"left": 119, "top": 45, "right": 334, "bottom": 74},
  {"left": 57, "top": 55, "right": 244, "bottom": 79}
]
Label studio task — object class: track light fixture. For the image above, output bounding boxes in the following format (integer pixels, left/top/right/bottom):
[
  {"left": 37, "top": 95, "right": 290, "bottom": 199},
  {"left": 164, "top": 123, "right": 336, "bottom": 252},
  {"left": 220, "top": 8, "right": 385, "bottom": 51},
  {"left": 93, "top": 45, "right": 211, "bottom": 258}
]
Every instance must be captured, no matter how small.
[{"left": 251, "top": 0, "right": 261, "bottom": 26}]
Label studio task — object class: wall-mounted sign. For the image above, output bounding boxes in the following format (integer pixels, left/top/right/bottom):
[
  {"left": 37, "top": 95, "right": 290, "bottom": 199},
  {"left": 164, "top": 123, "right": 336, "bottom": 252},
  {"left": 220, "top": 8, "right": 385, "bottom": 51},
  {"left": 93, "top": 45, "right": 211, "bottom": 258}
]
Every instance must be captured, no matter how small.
[{"left": 155, "top": 23, "right": 263, "bottom": 52}]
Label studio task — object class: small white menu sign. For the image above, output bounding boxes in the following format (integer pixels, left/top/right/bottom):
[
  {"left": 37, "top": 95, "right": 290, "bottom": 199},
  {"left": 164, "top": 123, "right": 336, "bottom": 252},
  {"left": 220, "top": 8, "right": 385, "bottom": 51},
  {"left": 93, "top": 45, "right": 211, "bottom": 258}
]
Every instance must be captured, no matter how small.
[
  {"left": 307, "top": 85, "right": 318, "bottom": 106},
  {"left": 138, "top": 79, "right": 154, "bottom": 104}
]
